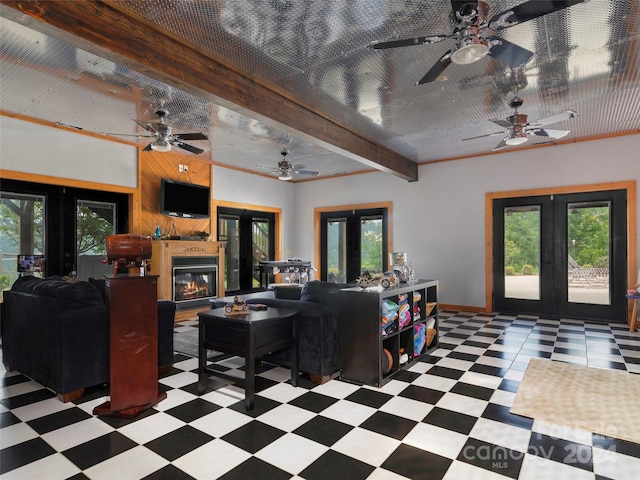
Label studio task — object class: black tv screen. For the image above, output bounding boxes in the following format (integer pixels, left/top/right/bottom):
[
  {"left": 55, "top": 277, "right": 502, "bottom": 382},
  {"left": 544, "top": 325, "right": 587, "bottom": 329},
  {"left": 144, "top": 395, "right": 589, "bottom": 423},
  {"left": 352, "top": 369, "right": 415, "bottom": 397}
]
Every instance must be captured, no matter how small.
[{"left": 160, "top": 178, "right": 210, "bottom": 219}]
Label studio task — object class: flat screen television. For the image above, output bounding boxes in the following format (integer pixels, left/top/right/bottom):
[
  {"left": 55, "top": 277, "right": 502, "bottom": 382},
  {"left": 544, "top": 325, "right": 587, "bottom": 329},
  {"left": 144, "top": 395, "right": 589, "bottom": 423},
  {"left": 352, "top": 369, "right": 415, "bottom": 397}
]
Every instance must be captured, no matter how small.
[
  {"left": 17, "top": 254, "right": 45, "bottom": 272},
  {"left": 159, "top": 178, "right": 210, "bottom": 219}
]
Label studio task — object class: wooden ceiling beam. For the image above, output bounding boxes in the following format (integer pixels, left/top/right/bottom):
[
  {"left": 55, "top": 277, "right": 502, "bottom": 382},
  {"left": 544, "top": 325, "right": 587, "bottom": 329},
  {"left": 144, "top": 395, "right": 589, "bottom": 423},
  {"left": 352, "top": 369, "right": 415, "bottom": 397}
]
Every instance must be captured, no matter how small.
[{"left": 1, "top": 0, "right": 418, "bottom": 181}]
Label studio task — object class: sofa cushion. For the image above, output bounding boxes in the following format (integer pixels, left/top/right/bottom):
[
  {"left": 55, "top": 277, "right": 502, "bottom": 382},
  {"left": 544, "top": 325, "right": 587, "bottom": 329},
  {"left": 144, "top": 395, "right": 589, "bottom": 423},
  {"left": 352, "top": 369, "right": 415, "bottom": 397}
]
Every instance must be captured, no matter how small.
[
  {"left": 10, "top": 275, "right": 104, "bottom": 307},
  {"left": 273, "top": 284, "right": 303, "bottom": 300}
]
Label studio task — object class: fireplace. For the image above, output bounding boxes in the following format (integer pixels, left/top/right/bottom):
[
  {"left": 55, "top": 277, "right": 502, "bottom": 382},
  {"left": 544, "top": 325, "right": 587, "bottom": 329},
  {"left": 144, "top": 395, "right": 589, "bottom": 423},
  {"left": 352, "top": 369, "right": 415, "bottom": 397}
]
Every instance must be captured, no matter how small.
[{"left": 172, "top": 256, "right": 218, "bottom": 309}]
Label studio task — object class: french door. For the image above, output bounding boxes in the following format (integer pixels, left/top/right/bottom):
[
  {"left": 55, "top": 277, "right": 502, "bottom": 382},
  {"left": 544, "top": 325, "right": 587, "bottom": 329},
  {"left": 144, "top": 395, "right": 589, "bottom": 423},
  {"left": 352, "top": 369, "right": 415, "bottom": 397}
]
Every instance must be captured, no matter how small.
[
  {"left": 492, "top": 189, "right": 627, "bottom": 322},
  {"left": 0, "top": 179, "right": 127, "bottom": 281},
  {"left": 217, "top": 207, "right": 274, "bottom": 294},
  {"left": 320, "top": 207, "right": 388, "bottom": 283}
]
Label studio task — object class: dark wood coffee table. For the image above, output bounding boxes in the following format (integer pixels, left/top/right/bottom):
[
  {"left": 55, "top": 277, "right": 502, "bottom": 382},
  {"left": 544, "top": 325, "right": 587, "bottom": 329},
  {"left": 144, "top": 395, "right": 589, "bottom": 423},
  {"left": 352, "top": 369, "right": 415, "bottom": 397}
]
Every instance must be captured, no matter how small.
[{"left": 197, "top": 306, "right": 299, "bottom": 410}]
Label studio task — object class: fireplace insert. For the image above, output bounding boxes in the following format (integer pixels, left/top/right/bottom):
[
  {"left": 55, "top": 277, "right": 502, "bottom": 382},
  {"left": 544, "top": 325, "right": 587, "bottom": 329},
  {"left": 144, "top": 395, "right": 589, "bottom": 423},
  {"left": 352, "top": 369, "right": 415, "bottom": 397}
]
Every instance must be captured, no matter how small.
[{"left": 172, "top": 256, "right": 218, "bottom": 309}]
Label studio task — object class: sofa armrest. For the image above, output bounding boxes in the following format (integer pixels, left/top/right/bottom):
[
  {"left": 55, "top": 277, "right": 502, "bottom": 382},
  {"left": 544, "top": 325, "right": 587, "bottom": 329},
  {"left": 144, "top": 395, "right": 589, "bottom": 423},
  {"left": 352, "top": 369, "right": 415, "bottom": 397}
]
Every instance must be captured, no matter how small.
[{"left": 157, "top": 300, "right": 176, "bottom": 368}]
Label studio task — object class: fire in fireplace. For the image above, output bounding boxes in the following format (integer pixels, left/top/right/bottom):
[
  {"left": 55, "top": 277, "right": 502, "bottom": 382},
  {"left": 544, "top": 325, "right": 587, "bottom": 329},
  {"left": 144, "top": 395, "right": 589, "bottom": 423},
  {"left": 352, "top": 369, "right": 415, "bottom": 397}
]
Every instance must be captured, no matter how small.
[{"left": 172, "top": 256, "right": 218, "bottom": 308}]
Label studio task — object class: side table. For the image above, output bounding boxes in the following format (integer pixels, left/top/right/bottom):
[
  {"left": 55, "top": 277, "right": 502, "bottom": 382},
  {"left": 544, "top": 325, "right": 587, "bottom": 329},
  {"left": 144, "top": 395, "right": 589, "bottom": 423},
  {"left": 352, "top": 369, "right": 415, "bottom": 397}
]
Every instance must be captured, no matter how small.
[{"left": 198, "top": 307, "right": 299, "bottom": 410}]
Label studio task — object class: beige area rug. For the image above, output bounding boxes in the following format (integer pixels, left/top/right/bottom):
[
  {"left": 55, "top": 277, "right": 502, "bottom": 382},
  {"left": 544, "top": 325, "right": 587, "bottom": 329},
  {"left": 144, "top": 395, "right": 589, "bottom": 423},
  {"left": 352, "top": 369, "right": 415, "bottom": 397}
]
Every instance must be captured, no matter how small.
[{"left": 510, "top": 358, "right": 640, "bottom": 444}]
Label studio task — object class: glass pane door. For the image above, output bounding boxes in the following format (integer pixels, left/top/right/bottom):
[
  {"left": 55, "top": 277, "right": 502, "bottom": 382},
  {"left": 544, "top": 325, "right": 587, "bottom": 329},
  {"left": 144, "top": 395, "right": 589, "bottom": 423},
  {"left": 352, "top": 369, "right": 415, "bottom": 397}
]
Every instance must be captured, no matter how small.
[
  {"left": 76, "top": 200, "right": 115, "bottom": 281},
  {"left": 0, "top": 192, "right": 46, "bottom": 290},
  {"left": 493, "top": 189, "right": 627, "bottom": 322},
  {"left": 321, "top": 207, "right": 388, "bottom": 283},
  {"left": 567, "top": 201, "right": 611, "bottom": 305},
  {"left": 217, "top": 207, "right": 275, "bottom": 294},
  {"left": 327, "top": 218, "right": 347, "bottom": 283},
  {"left": 360, "top": 215, "right": 383, "bottom": 274},
  {"left": 503, "top": 205, "right": 540, "bottom": 300},
  {"left": 219, "top": 214, "right": 240, "bottom": 291},
  {"left": 252, "top": 217, "right": 270, "bottom": 288}
]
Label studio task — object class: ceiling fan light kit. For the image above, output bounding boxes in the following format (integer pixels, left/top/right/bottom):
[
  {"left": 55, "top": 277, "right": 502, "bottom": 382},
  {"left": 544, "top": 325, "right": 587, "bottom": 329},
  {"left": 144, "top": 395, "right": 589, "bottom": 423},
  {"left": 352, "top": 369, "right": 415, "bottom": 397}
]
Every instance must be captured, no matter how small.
[
  {"left": 505, "top": 135, "right": 528, "bottom": 146},
  {"left": 450, "top": 41, "right": 489, "bottom": 64},
  {"left": 370, "top": 0, "right": 587, "bottom": 84},
  {"left": 150, "top": 138, "right": 171, "bottom": 152}
]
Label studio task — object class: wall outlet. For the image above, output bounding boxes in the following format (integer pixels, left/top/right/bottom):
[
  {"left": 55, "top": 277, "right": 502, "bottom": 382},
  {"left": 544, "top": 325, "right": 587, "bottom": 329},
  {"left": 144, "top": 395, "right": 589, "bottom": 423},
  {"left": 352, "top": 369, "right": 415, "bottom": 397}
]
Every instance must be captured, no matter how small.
[{"left": 179, "top": 164, "right": 188, "bottom": 173}]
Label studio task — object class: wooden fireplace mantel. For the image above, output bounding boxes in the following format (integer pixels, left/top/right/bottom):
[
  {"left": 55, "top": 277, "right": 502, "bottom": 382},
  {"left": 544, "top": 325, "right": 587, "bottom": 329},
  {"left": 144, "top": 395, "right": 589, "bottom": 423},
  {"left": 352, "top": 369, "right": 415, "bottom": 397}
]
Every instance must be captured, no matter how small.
[{"left": 150, "top": 240, "right": 226, "bottom": 321}]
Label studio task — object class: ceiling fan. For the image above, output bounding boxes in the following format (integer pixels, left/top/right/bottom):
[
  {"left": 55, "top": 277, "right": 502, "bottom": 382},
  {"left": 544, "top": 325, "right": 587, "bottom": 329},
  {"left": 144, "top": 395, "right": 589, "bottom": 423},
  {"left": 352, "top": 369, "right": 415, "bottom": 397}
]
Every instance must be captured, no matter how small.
[
  {"left": 259, "top": 149, "right": 320, "bottom": 181},
  {"left": 369, "top": 0, "right": 587, "bottom": 84},
  {"left": 462, "top": 96, "right": 577, "bottom": 150},
  {"left": 105, "top": 107, "right": 208, "bottom": 154}
]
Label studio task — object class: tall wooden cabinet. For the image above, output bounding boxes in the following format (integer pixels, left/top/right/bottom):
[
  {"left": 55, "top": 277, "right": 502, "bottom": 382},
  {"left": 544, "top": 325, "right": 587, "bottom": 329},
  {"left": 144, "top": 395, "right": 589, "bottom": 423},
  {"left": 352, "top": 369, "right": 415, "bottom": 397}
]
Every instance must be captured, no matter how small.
[
  {"left": 336, "top": 279, "right": 439, "bottom": 387},
  {"left": 93, "top": 274, "right": 166, "bottom": 418}
]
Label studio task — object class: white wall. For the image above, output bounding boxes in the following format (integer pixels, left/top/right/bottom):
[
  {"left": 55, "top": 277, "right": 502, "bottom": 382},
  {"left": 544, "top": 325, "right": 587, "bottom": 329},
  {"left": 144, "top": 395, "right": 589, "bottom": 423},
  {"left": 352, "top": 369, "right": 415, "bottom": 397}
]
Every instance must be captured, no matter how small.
[
  {"left": 0, "top": 116, "right": 138, "bottom": 188},
  {"left": 4, "top": 116, "right": 637, "bottom": 309},
  {"left": 292, "top": 135, "right": 640, "bottom": 309},
  {"left": 212, "top": 165, "right": 298, "bottom": 259}
]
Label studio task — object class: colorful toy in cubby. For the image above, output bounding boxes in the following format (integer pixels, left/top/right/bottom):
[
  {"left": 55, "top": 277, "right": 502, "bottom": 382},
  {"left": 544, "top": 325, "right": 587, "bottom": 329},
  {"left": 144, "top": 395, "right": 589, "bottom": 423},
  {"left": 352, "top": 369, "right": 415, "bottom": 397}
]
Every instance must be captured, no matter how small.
[
  {"left": 413, "top": 291, "right": 422, "bottom": 320},
  {"left": 414, "top": 324, "right": 426, "bottom": 356},
  {"left": 397, "top": 294, "right": 411, "bottom": 329},
  {"left": 381, "top": 299, "right": 399, "bottom": 337}
]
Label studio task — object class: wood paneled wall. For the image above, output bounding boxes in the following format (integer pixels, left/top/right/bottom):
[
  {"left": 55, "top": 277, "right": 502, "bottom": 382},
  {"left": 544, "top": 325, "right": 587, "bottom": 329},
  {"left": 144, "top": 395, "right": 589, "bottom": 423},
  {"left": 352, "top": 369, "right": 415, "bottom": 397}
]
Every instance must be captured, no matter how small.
[{"left": 138, "top": 150, "right": 213, "bottom": 238}]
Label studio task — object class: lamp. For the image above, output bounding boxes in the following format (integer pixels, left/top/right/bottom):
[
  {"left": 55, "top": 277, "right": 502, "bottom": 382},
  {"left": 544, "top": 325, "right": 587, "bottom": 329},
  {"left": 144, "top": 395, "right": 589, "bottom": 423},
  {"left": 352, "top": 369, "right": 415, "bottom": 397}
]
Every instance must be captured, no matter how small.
[
  {"left": 150, "top": 138, "right": 171, "bottom": 152},
  {"left": 278, "top": 171, "right": 292, "bottom": 181},
  {"left": 450, "top": 38, "right": 489, "bottom": 65}
]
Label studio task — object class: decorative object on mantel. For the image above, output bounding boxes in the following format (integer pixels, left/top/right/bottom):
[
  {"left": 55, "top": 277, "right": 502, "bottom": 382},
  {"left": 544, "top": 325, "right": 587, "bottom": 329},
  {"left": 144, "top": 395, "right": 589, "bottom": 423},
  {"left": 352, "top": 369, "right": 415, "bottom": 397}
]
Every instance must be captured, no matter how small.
[{"left": 224, "top": 295, "right": 250, "bottom": 316}]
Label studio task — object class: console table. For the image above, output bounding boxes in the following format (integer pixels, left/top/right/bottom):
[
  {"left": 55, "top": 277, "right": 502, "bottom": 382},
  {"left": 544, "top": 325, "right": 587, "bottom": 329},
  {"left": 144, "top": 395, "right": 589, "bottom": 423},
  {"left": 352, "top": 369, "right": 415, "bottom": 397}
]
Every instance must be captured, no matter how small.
[{"left": 198, "top": 306, "right": 299, "bottom": 410}]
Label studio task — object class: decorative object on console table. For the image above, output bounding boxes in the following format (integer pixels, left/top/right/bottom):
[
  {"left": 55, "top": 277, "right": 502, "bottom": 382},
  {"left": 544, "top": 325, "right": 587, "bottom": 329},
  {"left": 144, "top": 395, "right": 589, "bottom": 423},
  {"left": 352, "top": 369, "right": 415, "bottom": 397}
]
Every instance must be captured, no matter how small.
[
  {"left": 336, "top": 279, "right": 438, "bottom": 387},
  {"left": 224, "top": 295, "right": 250, "bottom": 315},
  {"left": 93, "top": 274, "right": 166, "bottom": 418}
]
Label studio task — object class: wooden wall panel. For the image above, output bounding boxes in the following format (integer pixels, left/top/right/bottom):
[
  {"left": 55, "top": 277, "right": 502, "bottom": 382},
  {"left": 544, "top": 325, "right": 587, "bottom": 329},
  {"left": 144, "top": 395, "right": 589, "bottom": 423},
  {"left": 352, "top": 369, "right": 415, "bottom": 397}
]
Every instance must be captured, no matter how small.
[{"left": 140, "top": 151, "right": 213, "bottom": 239}]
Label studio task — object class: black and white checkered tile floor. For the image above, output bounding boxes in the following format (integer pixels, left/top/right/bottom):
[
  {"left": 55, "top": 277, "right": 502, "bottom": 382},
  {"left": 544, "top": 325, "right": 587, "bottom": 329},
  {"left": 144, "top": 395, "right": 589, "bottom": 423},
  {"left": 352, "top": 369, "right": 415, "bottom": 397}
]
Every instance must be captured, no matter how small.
[{"left": 2, "top": 311, "right": 640, "bottom": 480}]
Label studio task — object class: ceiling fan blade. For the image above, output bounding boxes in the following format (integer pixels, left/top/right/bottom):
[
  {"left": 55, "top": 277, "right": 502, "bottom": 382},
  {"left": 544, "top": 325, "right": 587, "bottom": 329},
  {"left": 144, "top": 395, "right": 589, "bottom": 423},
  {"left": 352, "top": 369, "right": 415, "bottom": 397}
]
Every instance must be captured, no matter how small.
[
  {"left": 103, "top": 132, "right": 155, "bottom": 138},
  {"left": 461, "top": 131, "right": 504, "bottom": 141},
  {"left": 527, "top": 128, "right": 570, "bottom": 139},
  {"left": 294, "top": 170, "right": 320, "bottom": 176},
  {"left": 170, "top": 139, "right": 204, "bottom": 154},
  {"left": 489, "top": 0, "right": 586, "bottom": 30},
  {"left": 417, "top": 50, "right": 453, "bottom": 84},
  {"left": 487, "top": 36, "right": 533, "bottom": 68},
  {"left": 529, "top": 110, "right": 577, "bottom": 127},
  {"left": 175, "top": 132, "right": 208, "bottom": 141},
  {"left": 492, "top": 139, "right": 509, "bottom": 151},
  {"left": 370, "top": 35, "right": 450, "bottom": 50},
  {"left": 134, "top": 119, "right": 158, "bottom": 133},
  {"left": 489, "top": 118, "right": 514, "bottom": 128},
  {"left": 142, "top": 142, "right": 154, "bottom": 152}
]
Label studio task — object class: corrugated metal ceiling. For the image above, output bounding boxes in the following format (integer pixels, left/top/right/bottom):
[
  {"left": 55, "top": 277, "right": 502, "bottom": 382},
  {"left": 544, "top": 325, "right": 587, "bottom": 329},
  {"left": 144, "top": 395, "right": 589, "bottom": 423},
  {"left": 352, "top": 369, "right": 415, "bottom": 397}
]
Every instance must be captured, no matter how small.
[{"left": 0, "top": 0, "right": 638, "bottom": 181}]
